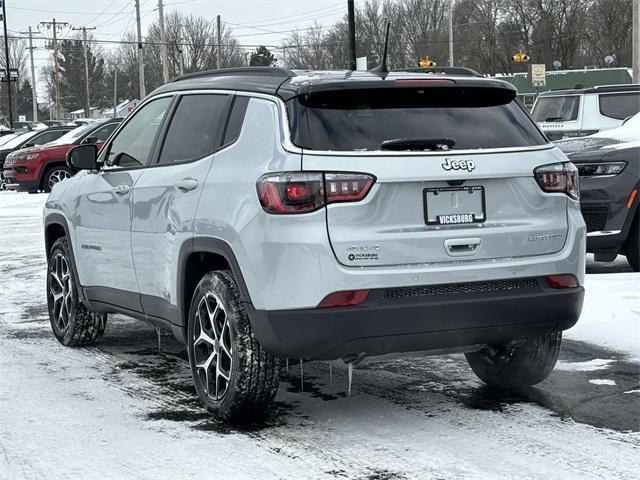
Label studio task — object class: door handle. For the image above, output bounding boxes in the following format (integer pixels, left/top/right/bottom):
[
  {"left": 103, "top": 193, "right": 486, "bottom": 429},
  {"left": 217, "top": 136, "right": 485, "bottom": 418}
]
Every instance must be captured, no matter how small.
[
  {"left": 444, "top": 238, "right": 482, "bottom": 257},
  {"left": 113, "top": 185, "right": 131, "bottom": 195},
  {"left": 174, "top": 178, "right": 198, "bottom": 192}
]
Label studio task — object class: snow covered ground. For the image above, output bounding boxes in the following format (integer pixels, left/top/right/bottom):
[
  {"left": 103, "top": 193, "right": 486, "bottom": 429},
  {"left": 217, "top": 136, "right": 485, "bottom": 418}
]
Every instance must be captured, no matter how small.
[{"left": 1, "top": 191, "right": 639, "bottom": 480}]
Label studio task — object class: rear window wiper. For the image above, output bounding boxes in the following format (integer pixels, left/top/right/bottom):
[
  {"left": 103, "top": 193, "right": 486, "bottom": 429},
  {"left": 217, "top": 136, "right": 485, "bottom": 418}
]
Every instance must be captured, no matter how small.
[
  {"left": 543, "top": 116, "right": 565, "bottom": 122},
  {"left": 380, "top": 137, "right": 455, "bottom": 151}
]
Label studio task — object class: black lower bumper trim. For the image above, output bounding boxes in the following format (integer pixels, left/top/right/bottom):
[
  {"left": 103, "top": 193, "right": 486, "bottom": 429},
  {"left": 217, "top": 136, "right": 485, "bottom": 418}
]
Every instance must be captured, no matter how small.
[{"left": 248, "top": 277, "right": 584, "bottom": 360}]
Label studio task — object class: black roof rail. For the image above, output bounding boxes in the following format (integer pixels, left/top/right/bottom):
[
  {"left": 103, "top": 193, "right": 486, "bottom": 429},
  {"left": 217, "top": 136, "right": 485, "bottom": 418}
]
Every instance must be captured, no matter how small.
[
  {"left": 395, "top": 67, "right": 483, "bottom": 77},
  {"left": 172, "top": 66, "right": 296, "bottom": 83}
]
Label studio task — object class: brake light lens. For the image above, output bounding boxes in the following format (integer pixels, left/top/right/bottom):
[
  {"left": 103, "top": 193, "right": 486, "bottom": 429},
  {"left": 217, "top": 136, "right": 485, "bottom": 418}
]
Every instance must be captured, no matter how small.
[
  {"left": 318, "top": 289, "right": 369, "bottom": 308},
  {"left": 325, "top": 173, "right": 375, "bottom": 203},
  {"left": 534, "top": 162, "right": 579, "bottom": 200},
  {"left": 547, "top": 274, "right": 579, "bottom": 289},
  {"left": 257, "top": 172, "right": 375, "bottom": 214}
]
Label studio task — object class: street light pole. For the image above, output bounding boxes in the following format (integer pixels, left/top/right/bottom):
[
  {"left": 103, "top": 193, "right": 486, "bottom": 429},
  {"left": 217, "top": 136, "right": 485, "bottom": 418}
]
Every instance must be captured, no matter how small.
[
  {"left": 2, "top": 0, "right": 13, "bottom": 127},
  {"left": 135, "top": 0, "right": 146, "bottom": 99},
  {"left": 72, "top": 26, "right": 96, "bottom": 118},
  {"left": 158, "top": 0, "right": 169, "bottom": 83},
  {"left": 448, "top": 0, "right": 454, "bottom": 67},
  {"left": 633, "top": 0, "right": 639, "bottom": 83}
]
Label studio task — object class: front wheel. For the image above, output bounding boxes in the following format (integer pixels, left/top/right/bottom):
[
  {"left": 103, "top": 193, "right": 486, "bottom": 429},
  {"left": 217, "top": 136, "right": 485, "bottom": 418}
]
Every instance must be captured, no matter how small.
[
  {"left": 187, "top": 271, "right": 280, "bottom": 423},
  {"left": 47, "top": 237, "right": 107, "bottom": 346},
  {"left": 43, "top": 166, "right": 73, "bottom": 192},
  {"left": 465, "top": 331, "right": 562, "bottom": 389}
]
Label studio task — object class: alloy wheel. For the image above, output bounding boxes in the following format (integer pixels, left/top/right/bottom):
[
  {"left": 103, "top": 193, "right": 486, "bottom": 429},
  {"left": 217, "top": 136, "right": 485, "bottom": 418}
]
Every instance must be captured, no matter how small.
[
  {"left": 49, "top": 252, "right": 73, "bottom": 331},
  {"left": 193, "top": 292, "right": 233, "bottom": 401},
  {"left": 48, "top": 169, "right": 72, "bottom": 189}
]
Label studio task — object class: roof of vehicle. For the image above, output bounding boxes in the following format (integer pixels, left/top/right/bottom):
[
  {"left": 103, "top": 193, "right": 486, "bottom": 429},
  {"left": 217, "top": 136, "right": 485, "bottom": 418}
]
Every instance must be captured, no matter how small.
[
  {"left": 538, "top": 84, "right": 640, "bottom": 97},
  {"left": 151, "top": 67, "right": 516, "bottom": 101}
]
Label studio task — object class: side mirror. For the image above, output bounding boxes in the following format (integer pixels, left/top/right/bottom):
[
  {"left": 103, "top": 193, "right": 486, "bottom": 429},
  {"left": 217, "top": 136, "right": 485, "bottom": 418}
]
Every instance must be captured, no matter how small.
[
  {"left": 67, "top": 144, "right": 98, "bottom": 170},
  {"left": 82, "top": 136, "right": 98, "bottom": 145},
  {"left": 23, "top": 143, "right": 35, "bottom": 148}
]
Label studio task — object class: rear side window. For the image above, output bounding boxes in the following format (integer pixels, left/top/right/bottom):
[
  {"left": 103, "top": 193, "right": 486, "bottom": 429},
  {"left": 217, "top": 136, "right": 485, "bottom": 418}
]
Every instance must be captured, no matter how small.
[
  {"left": 598, "top": 93, "right": 640, "bottom": 120},
  {"left": 531, "top": 96, "right": 580, "bottom": 122},
  {"left": 158, "top": 94, "right": 229, "bottom": 164},
  {"left": 288, "top": 87, "right": 548, "bottom": 151},
  {"left": 222, "top": 96, "right": 249, "bottom": 147}
]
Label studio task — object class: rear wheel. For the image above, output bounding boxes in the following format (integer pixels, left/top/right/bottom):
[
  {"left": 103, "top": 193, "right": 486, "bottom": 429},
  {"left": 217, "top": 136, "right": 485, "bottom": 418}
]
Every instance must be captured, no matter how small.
[
  {"left": 624, "top": 213, "right": 639, "bottom": 272},
  {"left": 43, "top": 166, "right": 73, "bottom": 192},
  {"left": 47, "top": 237, "right": 107, "bottom": 346},
  {"left": 187, "top": 271, "right": 280, "bottom": 423},
  {"left": 465, "top": 331, "right": 562, "bottom": 389}
]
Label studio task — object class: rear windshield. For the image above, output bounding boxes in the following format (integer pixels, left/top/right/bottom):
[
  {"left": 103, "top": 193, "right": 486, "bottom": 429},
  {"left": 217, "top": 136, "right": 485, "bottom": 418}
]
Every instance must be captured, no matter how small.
[
  {"left": 532, "top": 95, "right": 580, "bottom": 122},
  {"left": 287, "top": 87, "right": 548, "bottom": 151}
]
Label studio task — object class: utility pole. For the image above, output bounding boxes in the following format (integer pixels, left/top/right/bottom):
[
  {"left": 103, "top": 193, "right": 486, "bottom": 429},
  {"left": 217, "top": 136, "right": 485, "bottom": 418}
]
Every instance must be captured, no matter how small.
[
  {"left": 40, "top": 19, "right": 68, "bottom": 120},
  {"left": 633, "top": 0, "right": 639, "bottom": 83},
  {"left": 19, "top": 26, "right": 41, "bottom": 121},
  {"left": 158, "top": 0, "right": 169, "bottom": 83},
  {"left": 347, "top": 0, "right": 356, "bottom": 70},
  {"left": 2, "top": 0, "right": 13, "bottom": 127},
  {"left": 178, "top": 38, "right": 184, "bottom": 76},
  {"left": 72, "top": 26, "right": 96, "bottom": 118},
  {"left": 135, "top": 0, "right": 146, "bottom": 99},
  {"left": 113, "top": 67, "right": 117, "bottom": 118},
  {"left": 216, "top": 15, "right": 222, "bottom": 69},
  {"left": 448, "top": 0, "right": 454, "bottom": 67}
]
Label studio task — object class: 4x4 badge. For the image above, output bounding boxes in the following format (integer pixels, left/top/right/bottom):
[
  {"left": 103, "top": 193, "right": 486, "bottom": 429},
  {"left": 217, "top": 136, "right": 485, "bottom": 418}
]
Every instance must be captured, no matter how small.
[{"left": 442, "top": 158, "right": 475, "bottom": 172}]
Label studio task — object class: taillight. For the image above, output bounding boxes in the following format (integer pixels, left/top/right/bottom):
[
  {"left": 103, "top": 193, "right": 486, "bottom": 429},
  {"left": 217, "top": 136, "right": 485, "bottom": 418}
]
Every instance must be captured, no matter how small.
[
  {"left": 318, "top": 290, "right": 369, "bottom": 308},
  {"left": 534, "top": 162, "right": 579, "bottom": 200},
  {"left": 257, "top": 172, "right": 375, "bottom": 214},
  {"left": 325, "top": 173, "right": 375, "bottom": 203},
  {"left": 547, "top": 274, "right": 579, "bottom": 289}
]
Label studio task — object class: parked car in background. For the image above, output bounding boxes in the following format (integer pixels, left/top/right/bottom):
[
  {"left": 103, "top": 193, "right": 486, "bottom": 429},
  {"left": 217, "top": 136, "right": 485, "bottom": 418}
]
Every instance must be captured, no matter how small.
[
  {"left": 12, "top": 121, "right": 48, "bottom": 132},
  {"left": 4, "top": 118, "right": 122, "bottom": 193},
  {"left": 532, "top": 84, "right": 640, "bottom": 141},
  {"left": 42, "top": 120, "right": 68, "bottom": 127},
  {"left": 557, "top": 113, "right": 639, "bottom": 271},
  {"left": 0, "top": 127, "right": 75, "bottom": 189},
  {"left": 0, "top": 132, "right": 19, "bottom": 147}
]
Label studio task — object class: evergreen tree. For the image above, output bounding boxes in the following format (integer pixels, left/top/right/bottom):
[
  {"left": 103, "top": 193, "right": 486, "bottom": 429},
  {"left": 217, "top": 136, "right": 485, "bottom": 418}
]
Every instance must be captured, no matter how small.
[{"left": 249, "top": 46, "right": 277, "bottom": 67}]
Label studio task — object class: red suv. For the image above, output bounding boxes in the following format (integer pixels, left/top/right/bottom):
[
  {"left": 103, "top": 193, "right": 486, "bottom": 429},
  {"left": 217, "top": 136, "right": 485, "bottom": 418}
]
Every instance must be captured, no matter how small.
[{"left": 4, "top": 119, "right": 122, "bottom": 192}]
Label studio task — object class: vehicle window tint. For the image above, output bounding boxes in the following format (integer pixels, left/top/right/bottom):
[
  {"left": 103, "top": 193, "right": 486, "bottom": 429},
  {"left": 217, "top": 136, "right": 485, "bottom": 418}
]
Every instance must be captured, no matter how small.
[
  {"left": 31, "top": 130, "right": 66, "bottom": 145},
  {"left": 158, "top": 94, "right": 228, "bottom": 164},
  {"left": 531, "top": 96, "right": 580, "bottom": 122},
  {"left": 107, "top": 97, "right": 172, "bottom": 167},
  {"left": 222, "top": 96, "right": 249, "bottom": 147},
  {"left": 598, "top": 93, "right": 640, "bottom": 120},
  {"left": 91, "top": 123, "right": 118, "bottom": 142},
  {"left": 288, "top": 87, "right": 548, "bottom": 151}
]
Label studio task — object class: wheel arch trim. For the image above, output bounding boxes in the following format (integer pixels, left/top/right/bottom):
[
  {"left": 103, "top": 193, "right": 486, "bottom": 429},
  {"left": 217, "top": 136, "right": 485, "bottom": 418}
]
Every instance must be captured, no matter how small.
[{"left": 177, "top": 236, "right": 254, "bottom": 331}]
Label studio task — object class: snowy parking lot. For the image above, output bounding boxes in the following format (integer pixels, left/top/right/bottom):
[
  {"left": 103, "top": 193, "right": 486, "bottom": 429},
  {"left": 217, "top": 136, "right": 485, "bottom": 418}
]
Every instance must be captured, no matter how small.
[{"left": 0, "top": 191, "right": 638, "bottom": 480}]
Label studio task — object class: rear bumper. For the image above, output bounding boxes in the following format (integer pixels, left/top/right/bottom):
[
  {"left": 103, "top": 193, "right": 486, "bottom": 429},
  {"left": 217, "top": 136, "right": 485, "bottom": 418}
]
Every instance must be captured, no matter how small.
[{"left": 249, "top": 277, "right": 584, "bottom": 360}]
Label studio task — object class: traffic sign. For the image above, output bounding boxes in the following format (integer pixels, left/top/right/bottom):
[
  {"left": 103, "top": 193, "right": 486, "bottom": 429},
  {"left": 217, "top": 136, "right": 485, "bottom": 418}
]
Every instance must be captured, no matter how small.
[{"left": 529, "top": 64, "right": 546, "bottom": 87}]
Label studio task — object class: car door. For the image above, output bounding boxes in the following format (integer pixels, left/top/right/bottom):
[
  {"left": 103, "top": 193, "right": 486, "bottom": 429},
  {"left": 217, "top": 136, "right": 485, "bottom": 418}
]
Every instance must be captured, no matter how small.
[
  {"left": 74, "top": 97, "right": 173, "bottom": 311},
  {"left": 130, "top": 92, "right": 232, "bottom": 322}
]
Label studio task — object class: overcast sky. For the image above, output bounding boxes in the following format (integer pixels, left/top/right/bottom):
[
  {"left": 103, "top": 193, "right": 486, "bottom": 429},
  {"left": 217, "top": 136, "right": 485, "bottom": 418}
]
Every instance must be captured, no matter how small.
[{"left": 5, "top": 0, "right": 347, "bottom": 97}]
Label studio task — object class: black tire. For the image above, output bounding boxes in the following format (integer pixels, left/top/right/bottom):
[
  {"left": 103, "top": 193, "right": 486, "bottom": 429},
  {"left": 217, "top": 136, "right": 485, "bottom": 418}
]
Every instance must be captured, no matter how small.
[
  {"left": 465, "top": 331, "right": 562, "bottom": 389},
  {"left": 42, "top": 165, "right": 73, "bottom": 192},
  {"left": 47, "top": 237, "right": 107, "bottom": 346},
  {"left": 624, "top": 213, "right": 639, "bottom": 272},
  {"left": 187, "top": 271, "right": 280, "bottom": 423}
]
